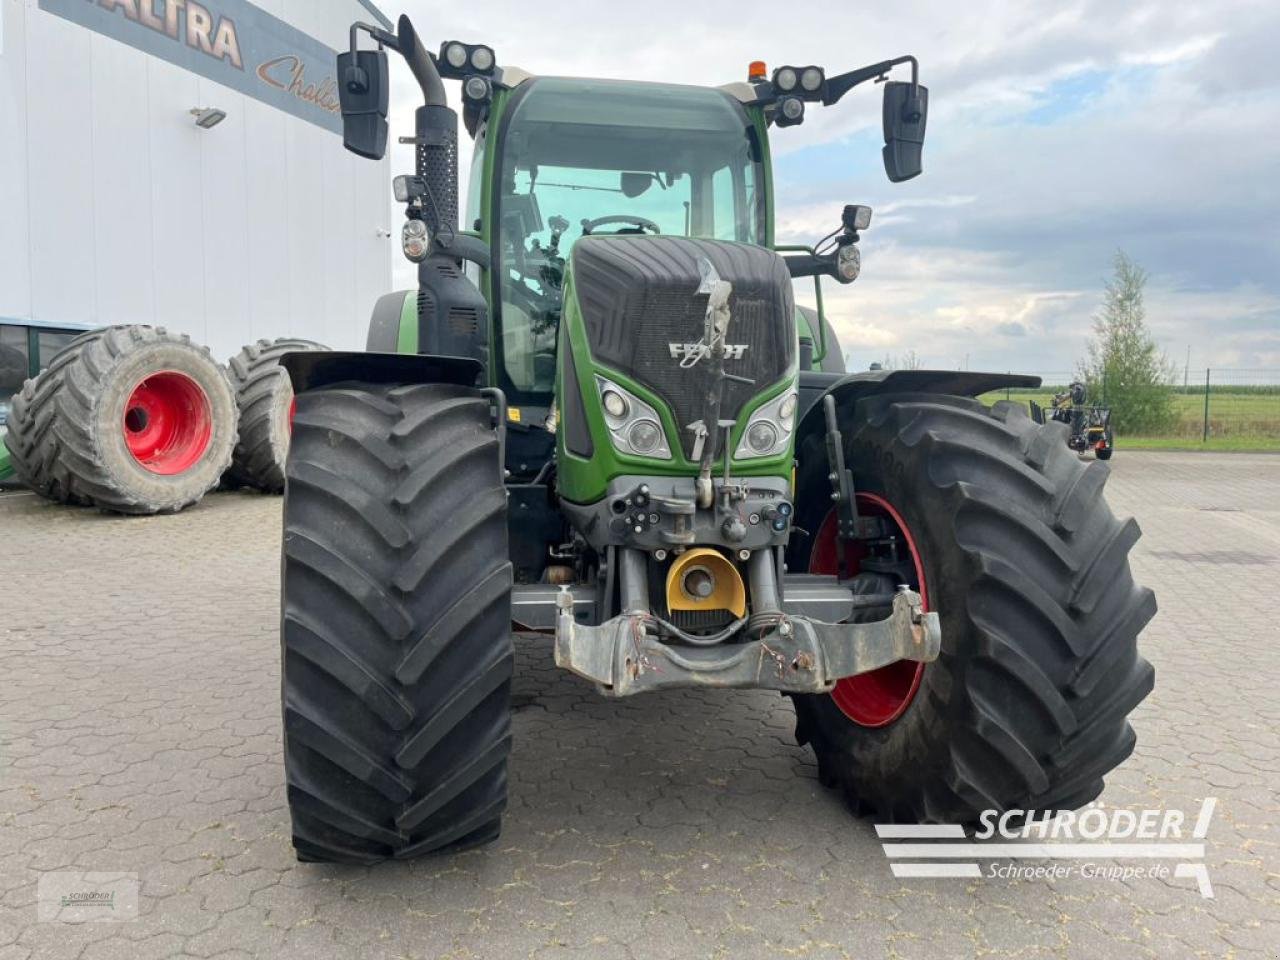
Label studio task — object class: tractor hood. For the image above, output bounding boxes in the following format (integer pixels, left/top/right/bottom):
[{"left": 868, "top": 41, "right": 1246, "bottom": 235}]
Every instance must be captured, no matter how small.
[{"left": 569, "top": 235, "right": 796, "bottom": 461}]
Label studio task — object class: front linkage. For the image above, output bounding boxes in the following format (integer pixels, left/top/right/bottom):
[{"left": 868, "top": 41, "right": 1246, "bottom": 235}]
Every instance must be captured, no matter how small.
[{"left": 555, "top": 572, "right": 935, "bottom": 696}]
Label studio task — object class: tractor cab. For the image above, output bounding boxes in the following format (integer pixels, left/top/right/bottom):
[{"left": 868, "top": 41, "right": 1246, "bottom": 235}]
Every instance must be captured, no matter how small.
[{"left": 484, "top": 77, "right": 767, "bottom": 402}]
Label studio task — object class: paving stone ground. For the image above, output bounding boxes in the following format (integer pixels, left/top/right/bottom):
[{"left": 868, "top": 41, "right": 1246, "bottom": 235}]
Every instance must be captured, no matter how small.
[{"left": 1, "top": 451, "right": 1277, "bottom": 959}]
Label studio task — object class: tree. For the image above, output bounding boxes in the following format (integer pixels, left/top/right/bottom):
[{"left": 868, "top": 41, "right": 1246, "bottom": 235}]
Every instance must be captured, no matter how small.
[{"left": 1077, "top": 252, "right": 1176, "bottom": 435}]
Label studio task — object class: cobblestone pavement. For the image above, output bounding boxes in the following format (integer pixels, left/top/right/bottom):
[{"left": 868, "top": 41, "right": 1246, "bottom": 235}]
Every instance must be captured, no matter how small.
[{"left": 1, "top": 451, "right": 1277, "bottom": 960}]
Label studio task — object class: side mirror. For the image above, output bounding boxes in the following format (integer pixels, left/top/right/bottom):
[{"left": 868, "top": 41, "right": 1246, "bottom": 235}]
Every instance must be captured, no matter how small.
[
  {"left": 337, "top": 49, "right": 390, "bottom": 160},
  {"left": 881, "top": 80, "right": 928, "bottom": 182},
  {"left": 620, "top": 172, "right": 654, "bottom": 198}
]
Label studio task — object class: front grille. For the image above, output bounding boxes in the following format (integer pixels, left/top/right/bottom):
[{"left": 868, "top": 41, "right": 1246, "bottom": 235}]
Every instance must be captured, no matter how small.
[{"left": 572, "top": 236, "right": 795, "bottom": 458}]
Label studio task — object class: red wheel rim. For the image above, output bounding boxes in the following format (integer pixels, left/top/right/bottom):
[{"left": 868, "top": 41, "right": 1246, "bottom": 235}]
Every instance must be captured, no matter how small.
[
  {"left": 122, "top": 371, "right": 212, "bottom": 475},
  {"left": 810, "top": 493, "right": 927, "bottom": 727}
]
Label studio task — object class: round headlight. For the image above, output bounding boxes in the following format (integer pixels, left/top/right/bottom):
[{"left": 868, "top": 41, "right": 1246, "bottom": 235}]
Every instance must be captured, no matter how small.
[
  {"left": 780, "top": 97, "right": 804, "bottom": 122},
  {"left": 470, "top": 46, "right": 494, "bottom": 71},
  {"left": 464, "top": 76, "right": 490, "bottom": 101},
  {"left": 837, "top": 243, "right": 861, "bottom": 283},
  {"left": 778, "top": 393, "right": 797, "bottom": 423},
  {"left": 402, "top": 220, "right": 431, "bottom": 262},
  {"left": 800, "top": 67, "right": 823, "bottom": 92},
  {"left": 445, "top": 43, "right": 468, "bottom": 69},
  {"left": 774, "top": 67, "right": 797, "bottom": 92},
  {"left": 602, "top": 389, "right": 629, "bottom": 419},
  {"left": 403, "top": 237, "right": 429, "bottom": 261},
  {"left": 628, "top": 420, "right": 662, "bottom": 454},
  {"left": 747, "top": 421, "right": 778, "bottom": 454}
]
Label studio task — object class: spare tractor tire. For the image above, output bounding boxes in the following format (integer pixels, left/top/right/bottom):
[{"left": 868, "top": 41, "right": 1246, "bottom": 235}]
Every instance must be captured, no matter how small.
[
  {"left": 281, "top": 381, "right": 513, "bottom": 863},
  {"left": 3, "top": 325, "right": 235, "bottom": 514},
  {"left": 225, "top": 338, "right": 327, "bottom": 492},
  {"left": 787, "top": 393, "right": 1155, "bottom": 821}
]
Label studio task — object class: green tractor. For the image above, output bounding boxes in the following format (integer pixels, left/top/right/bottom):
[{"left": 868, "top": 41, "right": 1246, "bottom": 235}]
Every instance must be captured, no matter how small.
[{"left": 277, "top": 15, "right": 1155, "bottom": 863}]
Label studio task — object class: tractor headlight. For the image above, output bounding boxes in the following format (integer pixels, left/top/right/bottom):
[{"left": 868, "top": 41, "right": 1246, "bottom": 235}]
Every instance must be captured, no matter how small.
[
  {"left": 444, "top": 43, "right": 468, "bottom": 69},
  {"left": 595, "top": 376, "right": 672, "bottom": 460},
  {"left": 463, "top": 75, "right": 492, "bottom": 102},
  {"left": 469, "top": 46, "right": 495, "bottom": 71},
  {"left": 778, "top": 96, "right": 805, "bottom": 126},
  {"left": 402, "top": 219, "right": 431, "bottom": 262},
  {"left": 800, "top": 66, "right": 824, "bottom": 92},
  {"left": 746, "top": 421, "right": 778, "bottom": 454},
  {"left": 602, "top": 389, "right": 629, "bottom": 419},
  {"left": 774, "top": 67, "right": 798, "bottom": 92},
  {"left": 735, "top": 390, "right": 797, "bottom": 460},
  {"left": 778, "top": 392, "right": 797, "bottom": 422},
  {"left": 835, "top": 243, "right": 861, "bottom": 284},
  {"left": 628, "top": 420, "right": 662, "bottom": 454}
]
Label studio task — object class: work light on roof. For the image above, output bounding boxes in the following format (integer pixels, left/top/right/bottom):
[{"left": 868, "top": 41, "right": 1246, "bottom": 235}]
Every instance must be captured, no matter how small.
[
  {"left": 438, "top": 41, "right": 497, "bottom": 78},
  {"left": 800, "top": 67, "right": 824, "bottom": 91}
]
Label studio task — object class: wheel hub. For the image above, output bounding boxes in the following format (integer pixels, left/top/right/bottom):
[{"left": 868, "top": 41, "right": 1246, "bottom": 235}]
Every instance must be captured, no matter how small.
[
  {"left": 810, "top": 492, "right": 927, "bottom": 727},
  {"left": 123, "top": 371, "right": 213, "bottom": 475}
]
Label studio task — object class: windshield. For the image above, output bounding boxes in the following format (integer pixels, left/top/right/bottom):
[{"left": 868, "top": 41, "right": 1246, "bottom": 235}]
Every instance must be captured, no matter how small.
[{"left": 493, "top": 78, "right": 766, "bottom": 402}]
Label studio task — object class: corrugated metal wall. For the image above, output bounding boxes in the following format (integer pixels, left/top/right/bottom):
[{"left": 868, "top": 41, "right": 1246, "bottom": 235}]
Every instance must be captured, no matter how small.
[{"left": 0, "top": 0, "right": 392, "bottom": 361}]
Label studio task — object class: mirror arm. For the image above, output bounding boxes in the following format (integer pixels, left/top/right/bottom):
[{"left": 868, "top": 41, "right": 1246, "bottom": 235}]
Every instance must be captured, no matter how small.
[
  {"left": 782, "top": 252, "right": 831, "bottom": 279},
  {"left": 348, "top": 22, "right": 398, "bottom": 56},
  {"left": 822, "top": 55, "right": 918, "bottom": 106}
]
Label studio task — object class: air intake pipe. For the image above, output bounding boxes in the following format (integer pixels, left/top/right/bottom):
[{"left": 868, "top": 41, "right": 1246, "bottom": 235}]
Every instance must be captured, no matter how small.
[{"left": 397, "top": 16, "right": 458, "bottom": 234}]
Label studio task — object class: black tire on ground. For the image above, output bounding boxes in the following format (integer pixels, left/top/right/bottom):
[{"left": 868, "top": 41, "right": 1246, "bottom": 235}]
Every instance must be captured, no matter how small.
[
  {"left": 2, "top": 325, "right": 236, "bottom": 514},
  {"left": 225, "top": 338, "right": 327, "bottom": 492},
  {"left": 788, "top": 393, "right": 1155, "bottom": 821},
  {"left": 281, "top": 381, "right": 514, "bottom": 863}
]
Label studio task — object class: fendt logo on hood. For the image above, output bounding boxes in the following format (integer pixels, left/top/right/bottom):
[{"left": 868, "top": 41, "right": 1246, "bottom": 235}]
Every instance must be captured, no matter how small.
[{"left": 668, "top": 343, "right": 749, "bottom": 361}]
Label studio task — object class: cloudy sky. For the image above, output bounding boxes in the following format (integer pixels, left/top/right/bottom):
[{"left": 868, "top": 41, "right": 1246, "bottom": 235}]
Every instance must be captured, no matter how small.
[{"left": 387, "top": 0, "right": 1280, "bottom": 375}]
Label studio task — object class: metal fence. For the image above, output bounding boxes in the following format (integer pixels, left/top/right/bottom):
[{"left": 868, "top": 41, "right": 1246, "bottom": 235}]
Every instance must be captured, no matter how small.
[{"left": 988, "top": 369, "right": 1280, "bottom": 443}]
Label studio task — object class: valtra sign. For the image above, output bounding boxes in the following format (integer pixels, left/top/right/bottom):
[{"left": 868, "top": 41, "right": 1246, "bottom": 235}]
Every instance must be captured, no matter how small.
[{"left": 37, "top": 0, "right": 386, "bottom": 133}]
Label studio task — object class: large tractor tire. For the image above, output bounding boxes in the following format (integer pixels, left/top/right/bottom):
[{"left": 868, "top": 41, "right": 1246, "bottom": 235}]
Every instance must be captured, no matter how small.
[
  {"left": 2, "top": 326, "right": 235, "bottom": 514},
  {"left": 281, "top": 381, "right": 514, "bottom": 863},
  {"left": 225, "top": 338, "right": 327, "bottom": 492},
  {"left": 788, "top": 393, "right": 1155, "bottom": 821}
]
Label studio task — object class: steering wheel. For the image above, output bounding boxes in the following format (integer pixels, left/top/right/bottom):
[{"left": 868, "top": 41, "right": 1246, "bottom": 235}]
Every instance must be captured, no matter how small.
[{"left": 580, "top": 215, "right": 661, "bottom": 236}]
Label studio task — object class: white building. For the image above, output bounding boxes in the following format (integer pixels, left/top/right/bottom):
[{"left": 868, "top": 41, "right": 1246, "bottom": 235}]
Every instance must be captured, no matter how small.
[{"left": 0, "top": 0, "right": 394, "bottom": 361}]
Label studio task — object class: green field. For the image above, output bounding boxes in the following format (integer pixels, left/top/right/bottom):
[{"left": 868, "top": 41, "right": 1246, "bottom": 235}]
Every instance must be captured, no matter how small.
[{"left": 979, "top": 387, "right": 1280, "bottom": 451}]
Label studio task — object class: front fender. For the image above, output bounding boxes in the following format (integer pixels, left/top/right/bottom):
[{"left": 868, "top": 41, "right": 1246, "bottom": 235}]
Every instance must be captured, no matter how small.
[
  {"left": 280, "top": 351, "right": 482, "bottom": 394},
  {"left": 796, "top": 368, "right": 1042, "bottom": 438}
]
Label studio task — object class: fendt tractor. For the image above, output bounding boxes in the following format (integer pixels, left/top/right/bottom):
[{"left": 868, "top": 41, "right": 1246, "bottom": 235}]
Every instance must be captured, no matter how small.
[{"left": 276, "top": 15, "right": 1155, "bottom": 863}]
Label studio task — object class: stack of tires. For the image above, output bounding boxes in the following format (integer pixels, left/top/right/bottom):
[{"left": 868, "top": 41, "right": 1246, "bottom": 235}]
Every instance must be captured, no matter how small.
[{"left": 2, "top": 325, "right": 325, "bottom": 514}]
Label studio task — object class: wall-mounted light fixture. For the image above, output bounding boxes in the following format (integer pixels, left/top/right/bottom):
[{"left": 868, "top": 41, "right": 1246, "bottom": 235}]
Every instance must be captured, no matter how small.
[{"left": 189, "top": 107, "right": 227, "bottom": 129}]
